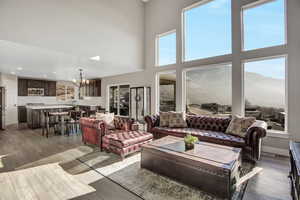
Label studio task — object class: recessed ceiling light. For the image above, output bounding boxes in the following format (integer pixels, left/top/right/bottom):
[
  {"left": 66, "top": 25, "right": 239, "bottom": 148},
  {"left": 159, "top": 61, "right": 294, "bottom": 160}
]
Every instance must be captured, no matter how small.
[
  {"left": 11, "top": 72, "right": 16, "bottom": 75},
  {"left": 53, "top": 72, "right": 57, "bottom": 74},
  {"left": 90, "top": 56, "right": 100, "bottom": 61},
  {"left": 17, "top": 67, "right": 23, "bottom": 71}
]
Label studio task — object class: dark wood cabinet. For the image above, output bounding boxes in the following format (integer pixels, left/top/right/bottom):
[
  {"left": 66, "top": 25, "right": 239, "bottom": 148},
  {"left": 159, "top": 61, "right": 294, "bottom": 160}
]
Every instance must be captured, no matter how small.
[
  {"left": 18, "top": 78, "right": 56, "bottom": 96},
  {"left": 18, "top": 106, "right": 27, "bottom": 123},
  {"left": 48, "top": 81, "right": 56, "bottom": 96},
  {"left": 81, "top": 79, "right": 101, "bottom": 97},
  {"left": 18, "top": 79, "right": 28, "bottom": 96},
  {"left": 28, "top": 79, "right": 43, "bottom": 88}
]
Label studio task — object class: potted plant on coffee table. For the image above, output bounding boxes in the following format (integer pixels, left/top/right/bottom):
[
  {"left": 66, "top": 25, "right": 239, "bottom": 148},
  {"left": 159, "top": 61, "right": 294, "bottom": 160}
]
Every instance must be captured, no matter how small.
[{"left": 184, "top": 133, "right": 199, "bottom": 150}]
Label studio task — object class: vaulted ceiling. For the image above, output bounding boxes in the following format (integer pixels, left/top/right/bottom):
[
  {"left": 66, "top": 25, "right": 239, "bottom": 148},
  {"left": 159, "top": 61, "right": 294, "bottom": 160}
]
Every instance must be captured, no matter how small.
[{"left": 0, "top": 0, "right": 145, "bottom": 80}]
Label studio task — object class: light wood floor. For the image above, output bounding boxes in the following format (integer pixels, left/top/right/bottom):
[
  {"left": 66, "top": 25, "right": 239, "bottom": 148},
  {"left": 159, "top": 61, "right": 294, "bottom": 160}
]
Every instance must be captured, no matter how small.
[{"left": 0, "top": 124, "right": 292, "bottom": 200}]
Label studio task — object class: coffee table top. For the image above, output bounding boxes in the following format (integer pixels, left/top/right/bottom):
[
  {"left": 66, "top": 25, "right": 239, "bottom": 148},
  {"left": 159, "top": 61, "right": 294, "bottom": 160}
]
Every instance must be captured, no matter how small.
[{"left": 143, "top": 136, "right": 241, "bottom": 169}]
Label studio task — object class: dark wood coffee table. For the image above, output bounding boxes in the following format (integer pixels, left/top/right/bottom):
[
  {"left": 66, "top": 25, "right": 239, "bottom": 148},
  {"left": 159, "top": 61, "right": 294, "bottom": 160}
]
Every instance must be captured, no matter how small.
[{"left": 141, "top": 136, "right": 241, "bottom": 199}]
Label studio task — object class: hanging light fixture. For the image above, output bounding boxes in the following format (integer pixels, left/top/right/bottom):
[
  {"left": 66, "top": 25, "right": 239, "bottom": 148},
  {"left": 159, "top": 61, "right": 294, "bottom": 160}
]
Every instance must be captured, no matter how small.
[{"left": 73, "top": 69, "right": 89, "bottom": 99}]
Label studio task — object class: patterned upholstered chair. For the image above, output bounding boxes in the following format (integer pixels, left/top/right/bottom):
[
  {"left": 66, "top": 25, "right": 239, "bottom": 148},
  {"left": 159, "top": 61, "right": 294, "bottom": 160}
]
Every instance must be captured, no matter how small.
[
  {"left": 79, "top": 117, "right": 103, "bottom": 148},
  {"left": 145, "top": 114, "right": 267, "bottom": 161},
  {"left": 101, "top": 116, "right": 153, "bottom": 159}
]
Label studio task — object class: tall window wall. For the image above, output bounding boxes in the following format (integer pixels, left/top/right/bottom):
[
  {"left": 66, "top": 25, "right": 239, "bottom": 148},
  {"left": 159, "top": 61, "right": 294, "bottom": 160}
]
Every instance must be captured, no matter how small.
[
  {"left": 186, "top": 64, "right": 232, "bottom": 117},
  {"left": 244, "top": 57, "right": 286, "bottom": 131},
  {"left": 155, "top": 0, "right": 287, "bottom": 133},
  {"left": 158, "top": 72, "right": 176, "bottom": 112}
]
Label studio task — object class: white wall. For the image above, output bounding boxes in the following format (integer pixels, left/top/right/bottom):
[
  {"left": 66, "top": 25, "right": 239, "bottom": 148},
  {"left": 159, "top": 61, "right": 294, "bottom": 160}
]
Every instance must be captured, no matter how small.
[
  {"left": 0, "top": 0, "right": 145, "bottom": 77},
  {"left": 100, "top": 0, "right": 300, "bottom": 155},
  {"left": 0, "top": 74, "right": 18, "bottom": 126}
]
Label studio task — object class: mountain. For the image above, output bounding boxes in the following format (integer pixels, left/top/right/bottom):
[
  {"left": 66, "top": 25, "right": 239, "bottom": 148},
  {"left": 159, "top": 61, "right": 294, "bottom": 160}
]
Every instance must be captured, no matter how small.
[{"left": 160, "top": 66, "right": 285, "bottom": 109}]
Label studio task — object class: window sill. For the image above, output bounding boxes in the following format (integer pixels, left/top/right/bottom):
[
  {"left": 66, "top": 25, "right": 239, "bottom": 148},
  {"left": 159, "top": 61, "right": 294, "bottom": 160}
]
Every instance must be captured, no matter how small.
[{"left": 266, "top": 130, "right": 289, "bottom": 139}]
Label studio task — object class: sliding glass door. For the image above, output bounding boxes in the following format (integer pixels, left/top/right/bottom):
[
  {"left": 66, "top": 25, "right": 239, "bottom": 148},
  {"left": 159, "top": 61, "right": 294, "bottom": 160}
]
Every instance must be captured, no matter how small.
[{"left": 109, "top": 85, "right": 130, "bottom": 116}]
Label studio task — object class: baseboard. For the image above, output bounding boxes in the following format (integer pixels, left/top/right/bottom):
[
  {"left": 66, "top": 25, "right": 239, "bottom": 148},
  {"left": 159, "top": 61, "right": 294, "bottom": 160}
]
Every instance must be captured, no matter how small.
[{"left": 262, "top": 146, "right": 289, "bottom": 157}]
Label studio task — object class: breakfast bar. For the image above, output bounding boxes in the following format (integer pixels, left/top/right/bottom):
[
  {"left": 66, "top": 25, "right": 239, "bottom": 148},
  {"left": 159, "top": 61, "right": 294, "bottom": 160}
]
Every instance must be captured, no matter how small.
[{"left": 26, "top": 105, "right": 74, "bottom": 129}]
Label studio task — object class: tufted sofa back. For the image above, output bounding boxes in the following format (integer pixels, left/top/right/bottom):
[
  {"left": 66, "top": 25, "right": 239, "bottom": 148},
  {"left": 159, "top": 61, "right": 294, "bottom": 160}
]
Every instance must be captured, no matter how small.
[{"left": 186, "top": 115, "right": 231, "bottom": 132}]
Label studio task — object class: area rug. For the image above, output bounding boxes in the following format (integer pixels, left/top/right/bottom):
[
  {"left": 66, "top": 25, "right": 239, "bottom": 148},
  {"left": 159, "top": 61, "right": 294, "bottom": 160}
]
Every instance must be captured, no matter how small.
[
  {"left": 78, "top": 151, "right": 254, "bottom": 200},
  {"left": 0, "top": 163, "right": 96, "bottom": 200}
]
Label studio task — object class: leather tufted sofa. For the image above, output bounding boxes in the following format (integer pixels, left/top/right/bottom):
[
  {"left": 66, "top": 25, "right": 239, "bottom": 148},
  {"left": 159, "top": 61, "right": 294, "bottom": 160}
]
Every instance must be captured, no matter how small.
[
  {"left": 101, "top": 116, "right": 153, "bottom": 159},
  {"left": 80, "top": 117, "right": 103, "bottom": 148},
  {"left": 145, "top": 114, "right": 267, "bottom": 161}
]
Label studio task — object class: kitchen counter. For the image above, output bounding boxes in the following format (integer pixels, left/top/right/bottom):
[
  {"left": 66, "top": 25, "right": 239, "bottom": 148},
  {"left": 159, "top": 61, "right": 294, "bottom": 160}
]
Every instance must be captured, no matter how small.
[
  {"left": 26, "top": 105, "right": 74, "bottom": 110},
  {"left": 26, "top": 105, "right": 74, "bottom": 129}
]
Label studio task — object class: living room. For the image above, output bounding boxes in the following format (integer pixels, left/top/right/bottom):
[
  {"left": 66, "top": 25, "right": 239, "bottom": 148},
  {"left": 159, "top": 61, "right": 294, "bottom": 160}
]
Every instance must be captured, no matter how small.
[{"left": 0, "top": 0, "right": 299, "bottom": 199}]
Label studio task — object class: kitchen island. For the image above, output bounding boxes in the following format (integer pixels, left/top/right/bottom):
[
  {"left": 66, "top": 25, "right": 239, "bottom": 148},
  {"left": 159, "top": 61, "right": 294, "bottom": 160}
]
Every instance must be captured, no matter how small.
[{"left": 27, "top": 105, "right": 74, "bottom": 129}]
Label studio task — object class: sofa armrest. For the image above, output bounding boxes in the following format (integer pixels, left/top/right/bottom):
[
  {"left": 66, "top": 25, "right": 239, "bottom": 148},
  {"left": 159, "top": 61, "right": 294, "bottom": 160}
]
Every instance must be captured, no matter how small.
[
  {"left": 144, "top": 115, "right": 159, "bottom": 132},
  {"left": 245, "top": 120, "right": 268, "bottom": 161}
]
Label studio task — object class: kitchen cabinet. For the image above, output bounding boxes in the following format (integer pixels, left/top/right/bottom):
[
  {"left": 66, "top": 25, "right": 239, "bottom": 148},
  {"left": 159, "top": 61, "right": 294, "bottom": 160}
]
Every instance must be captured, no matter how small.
[
  {"left": 18, "top": 106, "right": 27, "bottom": 123},
  {"left": 18, "top": 78, "right": 56, "bottom": 96},
  {"left": 81, "top": 79, "right": 101, "bottom": 97},
  {"left": 28, "top": 79, "right": 43, "bottom": 88},
  {"left": 18, "top": 79, "right": 28, "bottom": 96}
]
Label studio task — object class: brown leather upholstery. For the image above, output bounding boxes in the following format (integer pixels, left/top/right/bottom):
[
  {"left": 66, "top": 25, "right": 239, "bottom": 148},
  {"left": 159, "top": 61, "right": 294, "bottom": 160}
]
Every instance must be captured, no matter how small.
[
  {"left": 103, "top": 131, "right": 153, "bottom": 159},
  {"left": 152, "top": 127, "right": 245, "bottom": 147},
  {"left": 145, "top": 114, "right": 267, "bottom": 161}
]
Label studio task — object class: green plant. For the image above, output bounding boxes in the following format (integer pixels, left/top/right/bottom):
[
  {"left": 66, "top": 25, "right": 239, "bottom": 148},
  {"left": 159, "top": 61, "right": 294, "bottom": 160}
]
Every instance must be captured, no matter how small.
[{"left": 184, "top": 133, "right": 198, "bottom": 144}]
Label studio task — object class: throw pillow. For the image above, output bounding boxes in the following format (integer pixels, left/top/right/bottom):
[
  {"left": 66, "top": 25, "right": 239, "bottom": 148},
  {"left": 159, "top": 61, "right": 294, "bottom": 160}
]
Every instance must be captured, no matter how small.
[
  {"left": 226, "top": 115, "right": 255, "bottom": 138},
  {"left": 169, "top": 112, "right": 188, "bottom": 128},
  {"left": 159, "top": 112, "right": 171, "bottom": 127},
  {"left": 96, "top": 113, "right": 115, "bottom": 129}
]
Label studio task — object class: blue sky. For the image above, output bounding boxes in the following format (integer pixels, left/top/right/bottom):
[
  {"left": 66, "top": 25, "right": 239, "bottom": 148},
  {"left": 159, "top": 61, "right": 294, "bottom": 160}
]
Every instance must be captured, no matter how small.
[{"left": 159, "top": 0, "right": 285, "bottom": 79}]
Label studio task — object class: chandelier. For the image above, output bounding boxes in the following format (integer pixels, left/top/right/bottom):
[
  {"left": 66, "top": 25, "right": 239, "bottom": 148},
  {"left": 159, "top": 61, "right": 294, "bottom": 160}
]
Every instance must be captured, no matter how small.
[{"left": 73, "top": 69, "right": 89, "bottom": 99}]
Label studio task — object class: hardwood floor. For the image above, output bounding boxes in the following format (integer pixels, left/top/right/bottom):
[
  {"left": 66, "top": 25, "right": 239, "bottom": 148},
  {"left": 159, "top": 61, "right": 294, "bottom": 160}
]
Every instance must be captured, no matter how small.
[
  {"left": 0, "top": 125, "right": 292, "bottom": 200},
  {"left": 0, "top": 125, "right": 142, "bottom": 200}
]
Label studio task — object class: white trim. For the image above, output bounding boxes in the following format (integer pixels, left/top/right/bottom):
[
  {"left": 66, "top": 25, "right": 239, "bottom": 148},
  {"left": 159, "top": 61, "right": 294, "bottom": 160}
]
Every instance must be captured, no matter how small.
[
  {"left": 182, "top": 0, "right": 214, "bottom": 12},
  {"left": 155, "top": 30, "right": 177, "bottom": 67},
  {"left": 241, "top": 0, "right": 287, "bottom": 52},
  {"left": 242, "top": 0, "right": 276, "bottom": 10},
  {"left": 262, "top": 146, "right": 289, "bottom": 156},
  {"left": 156, "top": 70, "right": 177, "bottom": 113},
  {"left": 181, "top": 0, "right": 232, "bottom": 64},
  {"left": 267, "top": 130, "right": 290, "bottom": 139}
]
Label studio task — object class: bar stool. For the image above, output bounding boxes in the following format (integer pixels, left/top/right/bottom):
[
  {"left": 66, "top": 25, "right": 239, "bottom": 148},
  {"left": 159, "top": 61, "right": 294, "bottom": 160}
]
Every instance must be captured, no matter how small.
[
  {"left": 49, "top": 111, "right": 69, "bottom": 136},
  {"left": 67, "top": 110, "right": 86, "bottom": 135},
  {"left": 42, "top": 110, "right": 59, "bottom": 138}
]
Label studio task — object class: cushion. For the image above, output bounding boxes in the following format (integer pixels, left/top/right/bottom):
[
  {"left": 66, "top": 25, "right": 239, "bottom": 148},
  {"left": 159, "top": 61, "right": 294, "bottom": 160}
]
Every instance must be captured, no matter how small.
[
  {"left": 105, "top": 131, "right": 153, "bottom": 148},
  {"left": 159, "top": 112, "right": 170, "bottom": 127},
  {"left": 226, "top": 115, "right": 256, "bottom": 138},
  {"left": 168, "top": 112, "right": 188, "bottom": 128},
  {"left": 96, "top": 113, "right": 115, "bottom": 129},
  {"left": 152, "top": 127, "right": 245, "bottom": 147}
]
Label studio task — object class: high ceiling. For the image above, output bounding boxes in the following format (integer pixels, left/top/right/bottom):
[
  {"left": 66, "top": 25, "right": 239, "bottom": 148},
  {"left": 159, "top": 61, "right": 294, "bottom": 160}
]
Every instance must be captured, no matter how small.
[{"left": 0, "top": 0, "right": 145, "bottom": 80}]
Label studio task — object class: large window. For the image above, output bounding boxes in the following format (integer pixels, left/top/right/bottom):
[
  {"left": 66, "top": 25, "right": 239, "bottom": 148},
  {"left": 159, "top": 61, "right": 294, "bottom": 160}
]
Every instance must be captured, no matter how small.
[
  {"left": 109, "top": 85, "right": 130, "bottom": 116},
  {"left": 186, "top": 64, "right": 232, "bottom": 117},
  {"left": 158, "top": 72, "right": 176, "bottom": 112},
  {"left": 183, "top": 0, "right": 231, "bottom": 61},
  {"left": 243, "top": 0, "right": 285, "bottom": 51},
  {"left": 244, "top": 57, "right": 286, "bottom": 131},
  {"left": 156, "top": 31, "right": 176, "bottom": 66}
]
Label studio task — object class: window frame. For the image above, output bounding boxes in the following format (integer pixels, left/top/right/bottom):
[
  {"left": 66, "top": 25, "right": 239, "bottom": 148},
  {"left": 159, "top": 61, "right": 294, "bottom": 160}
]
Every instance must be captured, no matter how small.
[
  {"left": 241, "top": 0, "right": 287, "bottom": 52},
  {"left": 182, "top": 0, "right": 232, "bottom": 63},
  {"left": 155, "top": 29, "right": 177, "bottom": 67},
  {"left": 107, "top": 84, "right": 130, "bottom": 117},
  {"left": 183, "top": 62, "right": 233, "bottom": 116},
  {"left": 156, "top": 70, "right": 177, "bottom": 113},
  {"left": 242, "top": 55, "right": 288, "bottom": 134}
]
